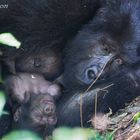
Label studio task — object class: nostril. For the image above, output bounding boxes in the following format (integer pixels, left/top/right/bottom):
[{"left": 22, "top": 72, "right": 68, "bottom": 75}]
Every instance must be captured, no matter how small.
[
  {"left": 44, "top": 105, "right": 54, "bottom": 115},
  {"left": 86, "top": 69, "right": 96, "bottom": 80},
  {"left": 44, "top": 105, "right": 51, "bottom": 114}
]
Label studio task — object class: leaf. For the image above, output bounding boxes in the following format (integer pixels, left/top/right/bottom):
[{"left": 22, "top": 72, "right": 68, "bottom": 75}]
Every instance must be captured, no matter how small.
[
  {"left": 133, "top": 112, "right": 140, "bottom": 123},
  {"left": 104, "top": 132, "right": 114, "bottom": 140},
  {"left": 52, "top": 127, "right": 107, "bottom": 140},
  {"left": 0, "top": 33, "right": 21, "bottom": 48},
  {"left": 0, "top": 91, "right": 6, "bottom": 117},
  {"left": 2, "top": 130, "right": 43, "bottom": 140}
]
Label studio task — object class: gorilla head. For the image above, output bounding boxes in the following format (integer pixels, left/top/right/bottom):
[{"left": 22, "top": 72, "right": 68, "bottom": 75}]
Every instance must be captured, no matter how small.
[
  {"left": 63, "top": 0, "right": 140, "bottom": 90},
  {"left": 64, "top": 33, "right": 122, "bottom": 88}
]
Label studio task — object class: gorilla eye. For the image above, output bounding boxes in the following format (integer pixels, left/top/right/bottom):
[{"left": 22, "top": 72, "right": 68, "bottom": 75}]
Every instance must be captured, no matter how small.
[
  {"left": 87, "top": 69, "right": 95, "bottom": 80},
  {"left": 34, "top": 58, "right": 42, "bottom": 68}
]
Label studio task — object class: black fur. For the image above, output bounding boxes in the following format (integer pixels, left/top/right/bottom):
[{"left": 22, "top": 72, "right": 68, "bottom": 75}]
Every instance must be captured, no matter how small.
[
  {"left": 57, "top": 0, "right": 140, "bottom": 126},
  {"left": 1, "top": 0, "right": 140, "bottom": 129},
  {"left": 0, "top": 0, "right": 102, "bottom": 80},
  {"left": 0, "top": 0, "right": 101, "bottom": 50}
]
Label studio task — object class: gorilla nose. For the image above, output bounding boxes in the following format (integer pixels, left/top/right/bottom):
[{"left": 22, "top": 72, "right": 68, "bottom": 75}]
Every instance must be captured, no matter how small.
[
  {"left": 87, "top": 69, "right": 96, "bottom": 80},
  {"left": 44, "top": 104, "right": 54, "bottom": 115},
  {"left": 85, "top": 67, "right": 99, "bottom": 83}
]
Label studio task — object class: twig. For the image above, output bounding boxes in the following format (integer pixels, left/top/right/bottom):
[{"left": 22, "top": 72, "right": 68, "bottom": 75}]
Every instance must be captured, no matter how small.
[
  {"left": 94, "top": 93, "right": 98, "bottom": 129},
  {"left": 80, "top": 60, "right": 110, "bottom": 127},
  {"left": 85, "top": 60, "right": 109, "bottom": 93}
]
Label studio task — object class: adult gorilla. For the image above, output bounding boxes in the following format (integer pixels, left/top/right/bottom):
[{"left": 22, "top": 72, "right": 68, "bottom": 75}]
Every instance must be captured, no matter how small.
[
  {"left": 1, "top": 0, "right": 140, "bottom": 130},
  {"left": 57, "top": 0, "right": 140, "bottom": 126}
]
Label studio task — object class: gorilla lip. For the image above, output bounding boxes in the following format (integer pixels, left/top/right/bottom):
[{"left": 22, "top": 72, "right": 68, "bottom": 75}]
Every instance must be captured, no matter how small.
[{"left": 98, "top": 56, "right": 124, "bottom": 82}]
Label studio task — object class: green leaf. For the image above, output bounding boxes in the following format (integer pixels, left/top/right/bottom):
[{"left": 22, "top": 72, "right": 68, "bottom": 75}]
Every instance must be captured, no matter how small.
[
  {"left": 0, "top": 91, "right": 6, "bottom": 117},
  {"left": 0, "top": 33, "right": 21, "bottom": 48},
  {"left": 53, "top": 127, "right": 105, "bottom": 140},
  {"left": 2, "top": 130, "right": 43, "bottom": 140},
  {"left": 133, "top": 112, "right": 140, "bottom": 123},
  {"left": 104, "top": 132, "right": 114, "bottom": 140}
]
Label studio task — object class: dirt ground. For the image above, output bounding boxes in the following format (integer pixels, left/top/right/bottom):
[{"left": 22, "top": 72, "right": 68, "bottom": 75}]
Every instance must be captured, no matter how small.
[{"left": 108, "top": 96, "right": 140, "bottom": 140}]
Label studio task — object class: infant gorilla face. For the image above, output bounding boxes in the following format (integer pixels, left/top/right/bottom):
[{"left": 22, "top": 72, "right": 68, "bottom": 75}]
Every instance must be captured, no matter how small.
[
  {"left": 14, "top": 94, "right": 57, "bottom": 133},
  {"left": 15, "top": 48, "right": 63, "bottom": 80},
  {"left": 64, "top": 33, "right": 125, "bottom": 86},
  {"left": 5, "top": 73, "right": 61, "bottom": 135},
  {"left": 29, "top": 94, "right": 57, "bottom": 126}
]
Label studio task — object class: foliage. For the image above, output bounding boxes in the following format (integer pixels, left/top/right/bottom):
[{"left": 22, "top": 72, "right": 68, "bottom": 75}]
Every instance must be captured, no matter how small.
[
  {"left": 0, "top": 91, "right": 6, "bottom": 117},
  {"left": 2, "top": 130, "right": 43, "bottom": 140},
  {"left": 0, "top": 33, "right": 21, "bottom": 48},
  {"left": 52, "top": 127, "right": 114, "bottom": 140},
  {"left": 133, "top": 112, "right": 140, "bottom": 123}
]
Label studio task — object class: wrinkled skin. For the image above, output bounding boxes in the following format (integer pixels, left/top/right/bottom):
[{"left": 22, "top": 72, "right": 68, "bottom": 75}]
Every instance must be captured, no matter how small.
[{"left": 13, "top": 94, "right": 57, "bottom": 136}]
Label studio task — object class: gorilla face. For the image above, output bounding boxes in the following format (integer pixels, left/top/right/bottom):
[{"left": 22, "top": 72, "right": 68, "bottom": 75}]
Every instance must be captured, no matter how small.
[
  {"left": 29, "top": 94, "right": 57, "bottom": 127},
  {"left": 13, "top": 93, "right": 57, "bottom": 136},
  {"left": 64, "top": 33, "right": 124, "bottom": 88},
  {"left": 62, "top": 0, "right": 140, "bottom": 90}
]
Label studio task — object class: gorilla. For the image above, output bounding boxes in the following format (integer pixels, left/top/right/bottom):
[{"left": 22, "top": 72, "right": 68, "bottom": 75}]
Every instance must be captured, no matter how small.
[
  {"left": 0, "top": 0, "right": 102, "bottom": 80},
  {"left": 0, "top": 0, "right": 103, "bottom": 136},
  {"left": 4, "top": 73, "right": 61, "bottom": 136},
  {"left": 13, "top": 94, "right": 58, "bottom": 137},
  {"left": 1, "top": 0, "right": 140, "bottom": 132},
  {"left": 57, "top": 0, "right": 140, "bottom": 126}
]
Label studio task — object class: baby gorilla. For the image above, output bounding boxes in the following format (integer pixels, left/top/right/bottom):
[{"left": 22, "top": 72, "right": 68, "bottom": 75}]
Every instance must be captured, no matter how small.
[
  {"left": 4, "top": 73, "right": 61, "bottom": 103},
  {"left": 4, "top": 73, "right": 61, "bottom": 136},
  {"left": 13, "top": 94, "right": 57, "bottom": 137}
]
